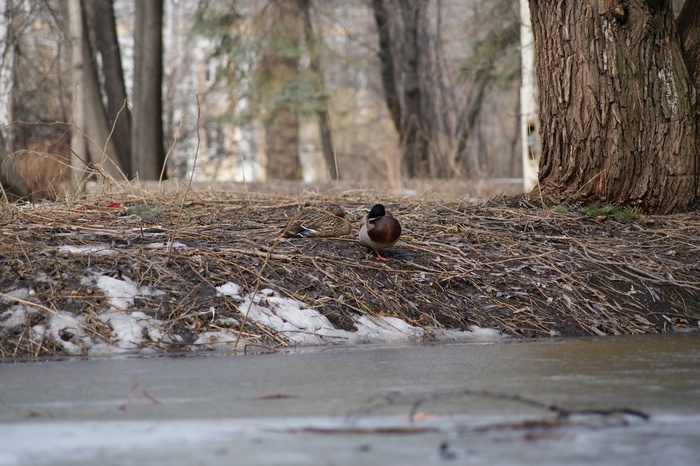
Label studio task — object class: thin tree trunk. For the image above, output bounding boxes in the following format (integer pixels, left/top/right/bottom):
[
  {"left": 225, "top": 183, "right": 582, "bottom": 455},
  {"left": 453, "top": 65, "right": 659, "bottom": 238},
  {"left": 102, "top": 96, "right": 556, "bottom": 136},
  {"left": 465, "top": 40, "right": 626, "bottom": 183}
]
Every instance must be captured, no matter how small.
[
  {"left": 92, "top": 0, "right": 132, "bottom": 176},
  {"left": 265, "top": 109, "right": 301, "bottom": 180},
  {"left": 399, "top": 0, "right": 429, "bottom": 178},
  {"left": 528, "top": 0, "right": 699, "bottom": 213},
  {"left": 0, "top": 133, "right": 30, "bottom": 200},
  {"left": 0, "top": 0, "right": 29, "bottom": 199},
  {"left": 79, "top": 0, "right": 123, "bottom": 180},
  {"left": 298, "top": 0, "right": 337, "bottom": 180},
  {"left": 456, "top": 21, "right": 519, "bottom": 164},
  {"left": 64, "top": 0, "right": 124, "bottom": 187},
  {"left": 258, "top": 0, "right": 302, "bottom": 180},
  {"left": 372, "top": 0, "right": 401, "bottom": 134},
  {"left": 132, "top": 0, "right": 165, "bottom": 181},
  {"left": 67, "top": 0, "right": 89, "bottom": 189},
  {"left": 373, "top": 0, "right": 433, "bottom": 178}
]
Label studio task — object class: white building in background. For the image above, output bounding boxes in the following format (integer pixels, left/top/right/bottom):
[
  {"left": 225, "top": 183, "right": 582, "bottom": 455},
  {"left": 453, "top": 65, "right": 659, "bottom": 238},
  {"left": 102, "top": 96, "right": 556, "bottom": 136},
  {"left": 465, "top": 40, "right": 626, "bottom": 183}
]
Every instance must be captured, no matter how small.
[{"left": 520, "top": 0, "right": 540, "bottom": 192}]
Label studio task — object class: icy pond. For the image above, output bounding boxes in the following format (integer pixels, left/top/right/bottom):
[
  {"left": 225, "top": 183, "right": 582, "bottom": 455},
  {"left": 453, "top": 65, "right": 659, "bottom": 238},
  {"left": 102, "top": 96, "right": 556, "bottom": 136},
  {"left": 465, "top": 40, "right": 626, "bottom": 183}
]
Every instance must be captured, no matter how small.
[{"left": 1, "top": 333, "right": 699, "bottom": 465}]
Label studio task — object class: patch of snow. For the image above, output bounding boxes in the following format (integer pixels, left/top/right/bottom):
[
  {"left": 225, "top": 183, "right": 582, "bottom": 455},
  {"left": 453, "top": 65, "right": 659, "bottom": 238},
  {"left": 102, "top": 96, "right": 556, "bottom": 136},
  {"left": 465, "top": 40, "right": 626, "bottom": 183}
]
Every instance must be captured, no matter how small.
[
  {"left": 97, "top": 311, "right": 147, "bottom": 349},
  {"left": 57, "top": 245, "right": 117, "bottom": 255},
  {"left": 0, "top": 287, "right": 31, "bottom": 301},
  {"left": 1, "top": 305, "right": 33, "bottom": 331},
  {"left": 351, "top": 315, "right": 421, "bottom": 343},
  {"left": 193, "top": 331, "right": 248, "bottom": 352},
  {"left": 97, "top": 311, "right": 178, "bottom": 352},
  {"left": 146, "top": 241, "right": 188, "bottom": 249},
  {"left": 215, "top": 282, "right": 505, "bottom": 347},
  {"left": 1, "top": 289, "right": 39, "bottom": 334},
  {"left": 14, "top": 200, "right": 58, "bottom": 210},
  {"left": 86, "top": 275, "right": 165, "bottom": 311},
  {"left": 241, "top": 291, "right": 346, "bottom": 345},
  {"left": 33, "top": 310, "right": 93, "bottom": 355},
  {"left": 216, "top": 282, "right": 242, "bottom": 297},
  {"left": 34, "top": 272, "right": 54, "bottom": 283},
  {"left": 436, "top": 325, "right": 504, "bottom": 341}
]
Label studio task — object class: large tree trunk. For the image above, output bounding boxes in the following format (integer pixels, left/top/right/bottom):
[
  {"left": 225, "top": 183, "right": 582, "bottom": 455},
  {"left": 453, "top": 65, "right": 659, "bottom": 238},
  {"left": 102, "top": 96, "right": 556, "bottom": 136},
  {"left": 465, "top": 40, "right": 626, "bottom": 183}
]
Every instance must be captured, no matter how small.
[
  {"left": 131, "top": 0, "right": 165, "bottom": 181},
  {"left": 528, "top": 0, "right": 699, "bottom": 214}
]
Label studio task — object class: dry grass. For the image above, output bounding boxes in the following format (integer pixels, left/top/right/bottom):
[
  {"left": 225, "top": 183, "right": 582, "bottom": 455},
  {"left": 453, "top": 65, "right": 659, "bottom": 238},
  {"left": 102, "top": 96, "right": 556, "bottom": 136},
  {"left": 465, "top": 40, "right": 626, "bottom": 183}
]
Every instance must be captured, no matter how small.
[{"left": 1, "top": 185, "right": 699, "bottom": 358}]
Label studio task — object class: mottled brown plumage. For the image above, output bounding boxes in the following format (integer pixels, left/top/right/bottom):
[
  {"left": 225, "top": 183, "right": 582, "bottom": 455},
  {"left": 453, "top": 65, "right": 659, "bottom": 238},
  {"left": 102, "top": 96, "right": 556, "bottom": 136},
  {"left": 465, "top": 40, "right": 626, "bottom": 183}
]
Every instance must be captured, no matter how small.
[{"left": 283, "top": 205, "right": 352, "bottom": 238}]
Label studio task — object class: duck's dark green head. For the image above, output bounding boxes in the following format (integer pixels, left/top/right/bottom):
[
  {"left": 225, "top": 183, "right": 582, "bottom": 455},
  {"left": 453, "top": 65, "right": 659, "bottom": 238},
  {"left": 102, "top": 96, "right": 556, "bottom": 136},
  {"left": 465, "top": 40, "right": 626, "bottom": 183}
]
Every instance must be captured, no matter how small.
[{"left": 368, "top": 204, "right": 386, "bottom": 219}]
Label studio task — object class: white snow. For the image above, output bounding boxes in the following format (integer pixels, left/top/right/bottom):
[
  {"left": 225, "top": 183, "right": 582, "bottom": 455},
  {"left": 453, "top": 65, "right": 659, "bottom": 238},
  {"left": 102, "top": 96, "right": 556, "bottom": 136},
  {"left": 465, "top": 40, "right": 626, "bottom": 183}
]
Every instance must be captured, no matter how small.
[
  {"left": 193, "top": 331, "right": 246, "bottom": 352},
  {"left": 216, "top": 282, "right": 242, "bottom": 297},
  {"left": 214, "top": 282, "right": 505, "bottom": 347},
  {"left": 57, "top": 245, "right": 118, "bottom": 255},
  {"left": 85, "top": 275, "right": 164, "bottom": 311},
  {"left": 146, "top": 241, "right": 188, "bottom": 249},
  {"left": 97, "top": 311, "right": 176, "bottom": 351},
  {"left": 22, "top": 310, "right": 92, "bottom": 355},
  {"left": 1, "top": 289, "right": 37, "bottom": 334}
]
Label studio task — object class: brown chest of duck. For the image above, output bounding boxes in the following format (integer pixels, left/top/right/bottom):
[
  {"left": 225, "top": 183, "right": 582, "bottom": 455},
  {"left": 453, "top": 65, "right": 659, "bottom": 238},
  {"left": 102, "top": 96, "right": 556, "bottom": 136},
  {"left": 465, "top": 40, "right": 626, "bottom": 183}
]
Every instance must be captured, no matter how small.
[{"left": 359, "top": 204, "right": 401, "bottom": 260}]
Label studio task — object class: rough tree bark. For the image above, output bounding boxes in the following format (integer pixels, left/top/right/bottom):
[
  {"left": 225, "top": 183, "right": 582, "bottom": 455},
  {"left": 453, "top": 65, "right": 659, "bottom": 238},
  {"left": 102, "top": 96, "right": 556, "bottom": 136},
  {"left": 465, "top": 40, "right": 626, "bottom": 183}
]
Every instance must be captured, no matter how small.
[
  {"left": 677, "top": 1, "right": 700, "bottom": 97},
  {"left": 529, "top": 0, "right": 699, "bottom": 214}
]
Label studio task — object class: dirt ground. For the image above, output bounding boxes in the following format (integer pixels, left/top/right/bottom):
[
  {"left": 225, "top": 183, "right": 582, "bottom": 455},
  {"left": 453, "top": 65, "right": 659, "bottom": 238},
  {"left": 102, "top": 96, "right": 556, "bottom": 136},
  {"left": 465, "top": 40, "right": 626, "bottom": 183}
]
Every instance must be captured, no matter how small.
[{"left": 1, "top": 180, "right": 699, "bottom": 357}]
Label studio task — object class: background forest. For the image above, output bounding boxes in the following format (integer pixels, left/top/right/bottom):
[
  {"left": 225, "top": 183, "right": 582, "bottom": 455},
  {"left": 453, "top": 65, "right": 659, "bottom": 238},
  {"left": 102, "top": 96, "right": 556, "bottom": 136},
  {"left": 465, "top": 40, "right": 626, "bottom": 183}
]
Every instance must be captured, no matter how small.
[{"left": 0, "top": 0, "right": 525, "bottom": 197}]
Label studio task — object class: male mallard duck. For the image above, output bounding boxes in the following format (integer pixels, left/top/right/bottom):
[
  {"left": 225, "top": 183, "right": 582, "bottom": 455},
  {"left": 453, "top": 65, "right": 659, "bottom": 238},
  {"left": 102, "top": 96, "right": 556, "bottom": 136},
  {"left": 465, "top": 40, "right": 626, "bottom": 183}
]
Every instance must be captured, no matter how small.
[
  {"left": 359, "top": 204, "right": 401, "bottom": 260},
  {"left": 283, "top": 204, "right": 352, "bottom": 237}
]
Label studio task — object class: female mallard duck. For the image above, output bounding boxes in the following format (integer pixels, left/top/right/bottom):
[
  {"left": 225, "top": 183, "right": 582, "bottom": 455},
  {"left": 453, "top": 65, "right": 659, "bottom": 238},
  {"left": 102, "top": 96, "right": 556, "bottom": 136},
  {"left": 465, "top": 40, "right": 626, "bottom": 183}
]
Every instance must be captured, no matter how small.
[
  {"left": 359, "top": 204, "right": 401, "bottom": 260},
  {"left": 283, "top": 205, "right": 352, "bottom": 237}
]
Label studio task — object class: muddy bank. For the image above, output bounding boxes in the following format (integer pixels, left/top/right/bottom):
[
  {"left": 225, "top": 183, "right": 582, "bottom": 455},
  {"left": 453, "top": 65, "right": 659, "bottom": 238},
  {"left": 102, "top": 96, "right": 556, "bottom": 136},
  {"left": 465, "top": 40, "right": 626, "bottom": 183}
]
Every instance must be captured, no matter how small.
[{"left": 1, "top": 189, "right": 698, "bottom": 357}]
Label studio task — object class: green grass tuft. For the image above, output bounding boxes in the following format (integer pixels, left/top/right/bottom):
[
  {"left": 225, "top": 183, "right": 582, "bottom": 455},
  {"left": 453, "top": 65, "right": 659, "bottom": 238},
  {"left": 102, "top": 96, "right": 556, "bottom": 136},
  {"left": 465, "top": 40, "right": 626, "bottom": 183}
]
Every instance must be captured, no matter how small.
[
  {"left": 615, "top": 206, "right": 642, "bottom": 223},
  {"left": 582, "top": 202, "right": 641, "bottom": 223},
  {"left": 126, "top": 203, "right": 163, "bottom": 219}
]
